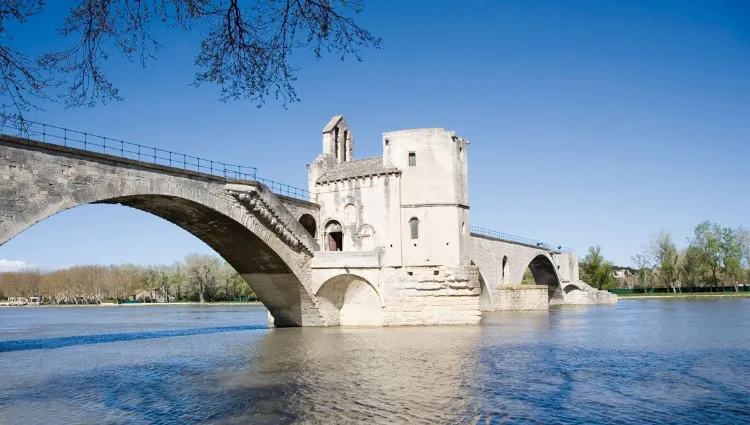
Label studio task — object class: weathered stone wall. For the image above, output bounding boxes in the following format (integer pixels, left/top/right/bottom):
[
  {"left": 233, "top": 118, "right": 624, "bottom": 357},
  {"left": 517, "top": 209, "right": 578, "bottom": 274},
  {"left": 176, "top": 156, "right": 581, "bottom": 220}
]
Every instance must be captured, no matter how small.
[
  {"left": 276, "top": 195, "right": 320, "bottom": 233},
  {"left": 315, "top": 173, "right": 403, "bottom": 265},
  {"left": 310, "top": 263, "right": 481, "bottom": 326},
  {"left": 0, "top": 135, "right": 328, "bottom": 326},
  {"left": 383, "top": 128, "right": 471, "bottom": 267},
  {"left": 494, "top": 286, "right": 549, "bottom": 311},
  {"left": 379, "top": 265, "right": 481, "bottom": 326}
]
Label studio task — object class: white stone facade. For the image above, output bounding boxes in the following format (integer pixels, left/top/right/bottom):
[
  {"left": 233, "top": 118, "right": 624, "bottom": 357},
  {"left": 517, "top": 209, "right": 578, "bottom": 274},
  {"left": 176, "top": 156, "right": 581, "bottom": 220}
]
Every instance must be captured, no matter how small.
[{"left": 306, "top": 116, "right": 480, "bottom": 326}]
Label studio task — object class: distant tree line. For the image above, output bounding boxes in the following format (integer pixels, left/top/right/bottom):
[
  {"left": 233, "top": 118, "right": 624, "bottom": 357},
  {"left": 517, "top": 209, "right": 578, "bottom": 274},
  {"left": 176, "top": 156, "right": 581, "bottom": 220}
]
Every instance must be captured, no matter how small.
[
  {"left": 580, "top": 221, "right": 750, "bottom": 292},
  {"left": 0, "top": 254, "right": 255, "bottom": 304}
]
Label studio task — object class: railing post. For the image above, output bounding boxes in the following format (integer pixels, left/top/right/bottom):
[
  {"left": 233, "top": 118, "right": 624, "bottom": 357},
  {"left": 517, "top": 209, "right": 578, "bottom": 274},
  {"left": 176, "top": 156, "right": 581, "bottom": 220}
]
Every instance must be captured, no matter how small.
[
  {"left": 138, "top": 145, "right": 141, "bottom": 161},
  {"left": 64, "top": 129, "right": 67, "bottom": 147},
  {"left": 84, "top": 133, "right": 87, "bottom": 150},
  {"left": 103, "top": 137, "right": 106, "bottom": 153},
  {"left": 42, "top": 124, "right": 46, "bottom": 142}
]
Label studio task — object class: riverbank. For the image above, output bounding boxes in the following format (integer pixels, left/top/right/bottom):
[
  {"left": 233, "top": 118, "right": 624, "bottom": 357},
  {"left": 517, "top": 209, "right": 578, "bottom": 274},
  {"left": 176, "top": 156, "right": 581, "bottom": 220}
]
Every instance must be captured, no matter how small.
[
  {"left": 0, "top": 301, "right": 264, "bottom": 308},
  {"left": 617, "top": 292, "right": 750, "bottom": 300}
]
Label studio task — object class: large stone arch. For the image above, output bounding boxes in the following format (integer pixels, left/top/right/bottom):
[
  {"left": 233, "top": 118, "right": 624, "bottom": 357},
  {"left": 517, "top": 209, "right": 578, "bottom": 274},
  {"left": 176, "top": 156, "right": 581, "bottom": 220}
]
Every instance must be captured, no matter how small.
[
  {"left": 315, "top": 274, "right": 383, "bottom": 326},
  {"left": 0, "top": 135, "right": 328, "bottom": 326},
  {"left": 523, "top": 254, "right": 564, "bottom": 304}
]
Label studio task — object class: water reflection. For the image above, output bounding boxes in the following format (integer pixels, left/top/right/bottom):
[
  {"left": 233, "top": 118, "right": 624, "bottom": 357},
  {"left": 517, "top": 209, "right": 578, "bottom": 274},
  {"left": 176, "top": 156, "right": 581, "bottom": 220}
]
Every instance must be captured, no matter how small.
[
  {"left": 221, "top": 326, "right": 483, "bottom": 424},
  {"left": 0, "top": 302, "right": 749, "bottom": 424},
  {"left": 0, "top": 325, "right": 265, "bottom": 353}
]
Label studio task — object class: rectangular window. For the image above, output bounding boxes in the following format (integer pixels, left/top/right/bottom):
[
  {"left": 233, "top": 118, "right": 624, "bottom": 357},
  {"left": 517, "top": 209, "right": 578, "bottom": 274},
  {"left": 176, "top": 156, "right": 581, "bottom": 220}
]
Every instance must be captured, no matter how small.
[{"left": 408, "top": 152, "right": 416, "bottom": 167}]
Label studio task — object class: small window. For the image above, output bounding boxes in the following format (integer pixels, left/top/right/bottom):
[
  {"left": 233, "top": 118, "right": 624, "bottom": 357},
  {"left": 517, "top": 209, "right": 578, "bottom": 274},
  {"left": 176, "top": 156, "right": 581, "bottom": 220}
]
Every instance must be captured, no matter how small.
[
  {"left": 408, "top": 152, "right": 416, "bottom": 166},
  {"left": 334, "top": 127, "right": 339, "bottom": 160},
  {"left": 409, "top": 217, "right": 419, "bottom": 239}
]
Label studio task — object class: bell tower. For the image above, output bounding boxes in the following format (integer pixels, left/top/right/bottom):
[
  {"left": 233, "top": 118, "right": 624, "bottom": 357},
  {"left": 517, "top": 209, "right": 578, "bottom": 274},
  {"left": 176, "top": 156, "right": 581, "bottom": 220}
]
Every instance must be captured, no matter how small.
[
  {"left": 307, "top": 115, "right": 355, "bottom": 196},
  {"left": 321, "top": 115, "right": 353, "bottom": 163}
]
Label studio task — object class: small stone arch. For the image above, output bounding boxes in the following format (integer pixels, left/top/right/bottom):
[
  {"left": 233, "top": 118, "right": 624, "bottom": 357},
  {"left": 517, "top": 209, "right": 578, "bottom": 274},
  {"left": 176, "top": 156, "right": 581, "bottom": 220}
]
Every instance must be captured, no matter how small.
[
  {"left": 315, "top": 274, "right": 383, "bottom": 326},
  {"left": 299, "top": 213, "right": 317, "bottom": 238},
  {"left": 343, "top": 203, "right": 357, "bottom": 226},
  {"left": 358, "top": 224, "right": 375, "bottom": 250},
  {"left": 564, "top": 283, "right": 583, "bottom": 294}
]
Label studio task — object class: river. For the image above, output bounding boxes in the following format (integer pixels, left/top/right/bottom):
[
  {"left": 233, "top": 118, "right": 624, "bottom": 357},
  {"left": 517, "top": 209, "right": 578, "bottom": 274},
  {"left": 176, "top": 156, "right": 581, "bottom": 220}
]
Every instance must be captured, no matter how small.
[{"left": 1, "top": 300, "right": 749, "bottom": 424}]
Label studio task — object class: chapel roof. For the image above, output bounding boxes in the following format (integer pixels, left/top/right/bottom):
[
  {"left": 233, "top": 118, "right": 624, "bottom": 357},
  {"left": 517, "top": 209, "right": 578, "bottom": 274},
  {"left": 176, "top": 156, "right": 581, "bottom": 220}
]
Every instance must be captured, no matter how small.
[{"left": 316, "top": 156, "right": 399, "bottom": 183}]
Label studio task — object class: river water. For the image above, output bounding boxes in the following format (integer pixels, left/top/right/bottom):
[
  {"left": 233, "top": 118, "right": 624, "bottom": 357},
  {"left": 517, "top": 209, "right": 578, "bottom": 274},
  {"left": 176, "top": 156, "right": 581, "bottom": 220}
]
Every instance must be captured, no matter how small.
[{"left": 0, "top": 300, "right": 749, "bottom": 424}]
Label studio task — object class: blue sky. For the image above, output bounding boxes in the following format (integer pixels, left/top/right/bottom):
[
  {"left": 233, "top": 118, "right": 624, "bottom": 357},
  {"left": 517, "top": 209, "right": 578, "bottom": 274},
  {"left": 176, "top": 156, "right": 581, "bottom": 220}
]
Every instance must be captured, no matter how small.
[{"left": 1, "top": 0, "right": 748, "bottom": 270}]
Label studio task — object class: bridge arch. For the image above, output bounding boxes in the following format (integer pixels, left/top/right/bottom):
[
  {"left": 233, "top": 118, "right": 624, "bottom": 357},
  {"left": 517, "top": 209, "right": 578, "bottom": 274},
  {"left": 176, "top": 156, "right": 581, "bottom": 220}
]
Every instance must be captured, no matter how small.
[
  {"left": 524, "top": 254, "right": 565, "bottom": 303},
  {"left": 563, "top": 282, "right": 584, "bottom": 294},
  {"left": 0, "top": 138, "right": 329, "bottom": 326},
  {"left": 315, "top": 274, "right": 383, "bottom": 326}
]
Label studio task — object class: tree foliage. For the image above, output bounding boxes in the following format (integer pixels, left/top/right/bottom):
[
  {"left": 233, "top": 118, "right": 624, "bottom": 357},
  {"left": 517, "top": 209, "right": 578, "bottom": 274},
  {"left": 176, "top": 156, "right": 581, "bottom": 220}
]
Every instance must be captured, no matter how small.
[
  {"left": 691, "top": 221, "right": 743, "bottom": 290},
  {"left": 580, "top": 245, "right": 616, "bottom": 290},
  {"left": 0, "top": 254, "right": 255, "bottom": 303},
  {"left": 625, "top": 221, "right": 749, "bottom": 292},
  {"left": 0, "top": 0, "right": 380, "bottom": 117},
  {"left": 648, "top": 231, "right": 680, "bottom": 292}
]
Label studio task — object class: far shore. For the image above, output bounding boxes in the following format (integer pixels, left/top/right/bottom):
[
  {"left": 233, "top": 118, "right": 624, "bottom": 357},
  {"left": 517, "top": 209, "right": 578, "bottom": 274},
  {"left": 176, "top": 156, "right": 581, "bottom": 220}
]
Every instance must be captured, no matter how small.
[
  {"left": 617, "top": 292, "right": 750, "bottom": 300},
  {"left": 0, "top": 301, "right": 264, "bottom": 308}
]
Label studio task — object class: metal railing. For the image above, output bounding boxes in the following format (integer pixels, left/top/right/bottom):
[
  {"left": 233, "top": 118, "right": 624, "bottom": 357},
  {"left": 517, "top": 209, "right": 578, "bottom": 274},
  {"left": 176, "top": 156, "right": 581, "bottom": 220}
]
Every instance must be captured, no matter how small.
[
  {"left": 470, "top": 225, "right": 575, "bottom": 253},
  {"left": 257, "top": 177, "right": 310, "bottom": 200},
  {"left": 0, "top": 114, "right": 312, "bottom": 201}
]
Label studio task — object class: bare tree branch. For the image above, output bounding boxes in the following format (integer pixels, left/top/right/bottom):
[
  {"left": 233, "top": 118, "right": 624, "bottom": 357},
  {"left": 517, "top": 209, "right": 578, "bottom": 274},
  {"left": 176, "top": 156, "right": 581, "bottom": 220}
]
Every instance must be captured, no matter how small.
[{"left": 0, "top": 0, "right": 380, "bottom": 117}]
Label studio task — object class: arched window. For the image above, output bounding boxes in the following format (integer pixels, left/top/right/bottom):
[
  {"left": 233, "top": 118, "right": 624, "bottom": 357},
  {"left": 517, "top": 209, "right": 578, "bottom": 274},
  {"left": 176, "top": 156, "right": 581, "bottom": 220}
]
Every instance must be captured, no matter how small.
[
  {"left": 299, "top": 214, "right": 317, "bottom": 238},
  {"left": 409, "top": 217, "right": 419, "bottom": 240},
  {"left": 334, "top": 127, "right": 339, "bottom": 160},
  {"left": 343, "top": 129, "right": 349, "bottom": 161}
]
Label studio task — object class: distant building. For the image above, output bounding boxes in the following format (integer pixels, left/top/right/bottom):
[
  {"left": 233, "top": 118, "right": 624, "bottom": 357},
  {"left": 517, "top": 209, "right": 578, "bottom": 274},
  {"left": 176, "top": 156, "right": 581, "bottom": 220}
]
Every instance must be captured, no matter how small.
[
  {"left": 132, "top": 288, "right": 168, "bottom": 302},
  {"left": 613, "top": 269, "right": 632, "bottom": 279}
]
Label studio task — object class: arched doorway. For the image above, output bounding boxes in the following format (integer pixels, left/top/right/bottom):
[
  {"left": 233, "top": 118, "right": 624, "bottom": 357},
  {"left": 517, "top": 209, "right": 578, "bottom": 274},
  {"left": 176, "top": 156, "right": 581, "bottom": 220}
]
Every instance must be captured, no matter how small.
[
  {"left": 299, "top": 214, "right": 317, "bottom": 238},
  {"left": 325, "top": 220, "right": 343, "bottom": 251}
]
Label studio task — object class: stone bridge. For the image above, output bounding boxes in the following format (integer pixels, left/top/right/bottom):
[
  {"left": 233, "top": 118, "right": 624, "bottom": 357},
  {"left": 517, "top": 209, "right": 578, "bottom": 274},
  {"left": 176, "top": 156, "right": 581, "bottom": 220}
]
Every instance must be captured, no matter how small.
[
  {"left": 1, "top": 116, "right": 615, "bottom": 327},
  {"left": 0, "top": 134, "right": 330, "bottom": 326},
  {"left": 471, "top": 233, "right": 615, "bottom": 311}
]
